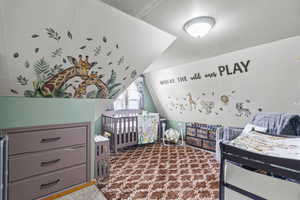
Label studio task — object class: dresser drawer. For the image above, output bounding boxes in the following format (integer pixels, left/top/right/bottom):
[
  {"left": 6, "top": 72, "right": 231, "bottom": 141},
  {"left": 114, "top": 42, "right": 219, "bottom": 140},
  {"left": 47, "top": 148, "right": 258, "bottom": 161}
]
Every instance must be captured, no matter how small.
[
  {"left": 9, "top": 145, "right": 86, "bottom": 182},
  {"left": 9, "top": 164, "right": 86, "bottom": 200},
  {"left": 8, "top": 126, "right": 86, "bottom": 155}
]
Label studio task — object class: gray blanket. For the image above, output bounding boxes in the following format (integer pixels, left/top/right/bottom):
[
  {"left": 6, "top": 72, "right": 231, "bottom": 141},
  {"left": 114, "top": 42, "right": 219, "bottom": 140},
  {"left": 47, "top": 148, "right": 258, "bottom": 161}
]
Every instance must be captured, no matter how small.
[{"left": 250, "top": 113, "right": 300, "bottom": 136}]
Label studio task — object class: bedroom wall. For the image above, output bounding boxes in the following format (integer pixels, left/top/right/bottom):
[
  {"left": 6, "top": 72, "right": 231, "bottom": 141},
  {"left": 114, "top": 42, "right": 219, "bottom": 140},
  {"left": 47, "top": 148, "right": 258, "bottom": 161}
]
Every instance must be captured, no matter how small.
[
  {"left": 145, "top": 35, "right": 300, "bottom": 128},
  {"left": 0, "top": 96, "right": 113, "bottom": 177},
  {"left": 0, "top": 0, "right": 175, "bottom": 99},
  {"left": 0, "top": 0, "right": 175, "bottom": 178}
]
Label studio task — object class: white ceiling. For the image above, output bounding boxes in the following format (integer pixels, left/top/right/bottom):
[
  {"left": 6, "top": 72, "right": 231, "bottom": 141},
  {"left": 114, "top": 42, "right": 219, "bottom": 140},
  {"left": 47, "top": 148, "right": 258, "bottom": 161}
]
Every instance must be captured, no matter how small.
[{"left": 102, "top": 0, "right": 300, "bottom": 73}]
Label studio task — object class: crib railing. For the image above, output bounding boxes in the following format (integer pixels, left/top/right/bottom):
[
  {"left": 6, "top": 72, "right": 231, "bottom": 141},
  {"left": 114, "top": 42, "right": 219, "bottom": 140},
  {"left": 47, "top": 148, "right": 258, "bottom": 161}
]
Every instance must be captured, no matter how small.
[{"left": 102, "top": 110, "right": 141, "bottom": 153}]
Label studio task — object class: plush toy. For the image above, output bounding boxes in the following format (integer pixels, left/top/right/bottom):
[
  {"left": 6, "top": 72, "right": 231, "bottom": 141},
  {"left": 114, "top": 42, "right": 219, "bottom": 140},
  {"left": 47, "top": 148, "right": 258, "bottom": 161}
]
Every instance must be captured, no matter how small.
[{"left": 163, "top": 128, "right": 184, "bottom": 145}]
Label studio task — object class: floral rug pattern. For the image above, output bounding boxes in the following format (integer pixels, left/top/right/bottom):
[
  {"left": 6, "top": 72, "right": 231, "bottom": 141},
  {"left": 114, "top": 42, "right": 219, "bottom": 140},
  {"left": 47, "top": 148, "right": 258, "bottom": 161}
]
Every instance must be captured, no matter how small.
[{"left": 99, "top": 144, "right": 219, "bottom": 200}]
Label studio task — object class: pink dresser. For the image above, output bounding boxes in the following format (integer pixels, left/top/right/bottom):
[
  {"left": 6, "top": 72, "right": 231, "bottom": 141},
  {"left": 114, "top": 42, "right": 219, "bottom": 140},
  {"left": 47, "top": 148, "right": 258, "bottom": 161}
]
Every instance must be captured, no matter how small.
[{"left": 2, "top": 122, "right": 91, "bottom": 200}]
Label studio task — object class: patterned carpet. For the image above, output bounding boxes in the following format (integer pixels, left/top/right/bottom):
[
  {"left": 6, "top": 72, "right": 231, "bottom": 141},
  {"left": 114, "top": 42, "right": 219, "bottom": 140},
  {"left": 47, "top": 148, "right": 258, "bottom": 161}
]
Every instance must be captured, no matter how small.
[{"left": 99, "top": 144, "right": 219, "bottom": 200}]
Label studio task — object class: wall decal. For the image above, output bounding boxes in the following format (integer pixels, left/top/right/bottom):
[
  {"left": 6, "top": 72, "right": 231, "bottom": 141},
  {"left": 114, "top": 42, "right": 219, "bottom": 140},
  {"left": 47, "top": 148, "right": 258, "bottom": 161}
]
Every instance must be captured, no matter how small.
[
  {"left": 51, "top": 48, "right": 63, "bottom": 58},
  {"left": 17, "top": 75, "right": 29, "bottom": 86},
  {"left": 106, "top": 51, "right": 112, "bottom": 56},
  {"left": 220, "top": 95, "right": 230, "bottom": 104},
  {"left": 94, "top": 46, "right": 101, "bottom": 56},
  {"left": 67, "top": 31, "right": 72, "bottom": 39},
  {"left": 118, "top": 56, "right": 124, "bottom": 65},
  {"left": 102, "top": 36, "right": 107, "bottom": 43},
  {"left": 131, "top": 70, "right": 137, "bottom": 79},
  {"left": 24, "top": 61, "right": 30, "bottom": 68},
  {"left": 159, "top": 60, "right": 251, "bottom": 86},
  {"left": 235, "top": 102, "right": 251, "bottom": 117},
  {"left": 166, "top": 90, "right": 261, "bottom": 118},
  {"left": 10, "top": 89, "right": 18, "bottom": 94},
  {"left": 31, "top": 34, "right": 39, "bottom": 38},
  {"left": 2, "top": 1, "right": 175, "bottom": 99},
  {"left": 7, "top": 24, "right": 146, "bottom": 99},
  {"left": 187, "top": 92, "right": 197, "bottom": 111},
  {"left": 13, "top": 52, "right": 19, "bottom": 58},
  {"left": 200, "top": 100, "right": 215, "bottom": 114},
  {"left": 45, "top": 27, "right": 61, "bottom": 42}
]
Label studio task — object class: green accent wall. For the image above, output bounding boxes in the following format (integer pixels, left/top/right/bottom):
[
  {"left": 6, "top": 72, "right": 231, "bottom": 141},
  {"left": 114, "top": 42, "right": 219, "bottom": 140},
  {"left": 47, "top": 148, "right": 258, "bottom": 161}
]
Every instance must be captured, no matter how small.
[
  {"left": 143, "top": 82, "right": 157, "bottom": 113},
  {"left": 0, "top": 96, "right": 112, "bottom": 178},
  {"left": 0, "top": 97, "right": 96, "bottom": 129}
]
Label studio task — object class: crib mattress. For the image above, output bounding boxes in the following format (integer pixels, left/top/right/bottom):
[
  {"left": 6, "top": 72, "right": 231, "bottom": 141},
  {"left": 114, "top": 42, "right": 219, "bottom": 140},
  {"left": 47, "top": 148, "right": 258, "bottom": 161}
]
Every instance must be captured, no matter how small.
[{"left": 229, "top": 131, "right": 300, "bottom": 160}]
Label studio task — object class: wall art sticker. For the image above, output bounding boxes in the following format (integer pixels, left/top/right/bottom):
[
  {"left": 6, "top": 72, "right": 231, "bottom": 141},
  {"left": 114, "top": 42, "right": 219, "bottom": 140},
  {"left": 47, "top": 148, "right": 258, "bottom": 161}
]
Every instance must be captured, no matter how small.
[
  {"left": 45, "top": 27, "right": 61, "bottom": 42},
  {"left": 220, "top": 95, "right": 230, "bottom": 104},
  {"left": 200, "top": 100, "right": 215, "bottom": 114},
  {"left": 187, "top": 92, "right": 197, "bottom": 111},
  {"left": 166, "top": 90, "right": 263, "bottom": 118},
  {"left": 235, "top": 102, "right": 251, "bottom": 117},
  {"left": 10, "top": 27, "right": 139, "bottom": 99}
]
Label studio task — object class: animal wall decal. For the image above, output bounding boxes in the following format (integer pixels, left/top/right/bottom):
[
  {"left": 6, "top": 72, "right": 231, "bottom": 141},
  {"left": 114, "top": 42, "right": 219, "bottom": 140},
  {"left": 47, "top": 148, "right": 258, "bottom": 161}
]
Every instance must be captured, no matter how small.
[
  {"left": 166, "top": 90, "right": 263, "bottom": 118},
  {"left": 235, "top": 102, "right": 251, "bottom": 117},
  {"left": 11, "top": 27, "right": 136, "bottom": 99},
  {"left": 199, "top": 100, "right": 215, "bottom": 114},
  {"left": 187, "top": 92, "right": 197, "bottom": 111}
]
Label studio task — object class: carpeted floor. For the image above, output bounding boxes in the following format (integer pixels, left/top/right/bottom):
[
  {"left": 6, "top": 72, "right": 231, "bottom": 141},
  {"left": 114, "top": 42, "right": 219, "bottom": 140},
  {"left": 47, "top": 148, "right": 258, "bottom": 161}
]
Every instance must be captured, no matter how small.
[{"left": 99, "top": 144, "right": 219, "bottom": 200}]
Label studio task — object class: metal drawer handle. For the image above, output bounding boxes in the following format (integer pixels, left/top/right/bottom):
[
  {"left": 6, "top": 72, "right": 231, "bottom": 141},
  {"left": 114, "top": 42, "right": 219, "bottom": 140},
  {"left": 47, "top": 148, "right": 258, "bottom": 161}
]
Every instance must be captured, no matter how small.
[
  {"left": 41, "top": 158, "right": 61, "bottom": 166},
  {"left": 40, "top": 137, "right": 61, "bottom": 143},
  {"left": 40, "top": 179, "right": 60, "bottom": 189}
]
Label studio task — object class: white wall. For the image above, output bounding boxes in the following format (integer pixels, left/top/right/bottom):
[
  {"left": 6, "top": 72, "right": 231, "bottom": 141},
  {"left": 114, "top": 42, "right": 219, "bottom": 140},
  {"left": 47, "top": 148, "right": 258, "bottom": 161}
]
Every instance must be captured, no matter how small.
[
  {"left": 0, "top": 0, "right": 175, "bottom": 98},
  {"left": 145, "top": 36, "right": 300, "bottom": 127}
]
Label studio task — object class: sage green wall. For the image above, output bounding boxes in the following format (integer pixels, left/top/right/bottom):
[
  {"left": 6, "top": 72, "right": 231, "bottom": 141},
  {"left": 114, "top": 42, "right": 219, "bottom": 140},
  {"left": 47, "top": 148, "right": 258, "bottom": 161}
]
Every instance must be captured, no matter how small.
[
  {"left": 0, "top": 96, "right": 112, "bottom": 178},
  {"left": 0, "top": 97, "right": 96, "bottom": 129},
  {"left": 143, "top": 82, "right": 157, "bottom": 113}
]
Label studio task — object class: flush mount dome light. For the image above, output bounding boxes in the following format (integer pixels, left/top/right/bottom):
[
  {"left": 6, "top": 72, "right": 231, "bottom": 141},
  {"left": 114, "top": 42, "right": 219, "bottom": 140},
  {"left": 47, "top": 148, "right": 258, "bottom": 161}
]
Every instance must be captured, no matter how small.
[{"left": 183, "top": 16, "right": 215, "bottom": 38}]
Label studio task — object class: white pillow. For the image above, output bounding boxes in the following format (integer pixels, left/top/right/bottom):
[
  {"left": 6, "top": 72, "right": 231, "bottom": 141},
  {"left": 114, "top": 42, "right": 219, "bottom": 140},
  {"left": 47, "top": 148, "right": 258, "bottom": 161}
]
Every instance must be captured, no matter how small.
[{"left": 242, "top": 123, "right": 267, "bottom": 135}]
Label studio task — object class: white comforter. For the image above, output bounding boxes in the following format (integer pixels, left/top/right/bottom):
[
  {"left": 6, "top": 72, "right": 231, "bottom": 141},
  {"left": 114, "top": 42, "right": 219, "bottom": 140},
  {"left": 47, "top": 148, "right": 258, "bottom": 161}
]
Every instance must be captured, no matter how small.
[{"left": 229, "top": 131, "right": 300, "bottom": 160}]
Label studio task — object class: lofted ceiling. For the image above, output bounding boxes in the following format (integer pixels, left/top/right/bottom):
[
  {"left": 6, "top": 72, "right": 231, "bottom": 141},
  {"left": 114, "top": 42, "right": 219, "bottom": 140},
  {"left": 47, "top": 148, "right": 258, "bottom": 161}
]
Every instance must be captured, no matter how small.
[{"left": 102, "top": 0, "right": 300, "bottom": 73}]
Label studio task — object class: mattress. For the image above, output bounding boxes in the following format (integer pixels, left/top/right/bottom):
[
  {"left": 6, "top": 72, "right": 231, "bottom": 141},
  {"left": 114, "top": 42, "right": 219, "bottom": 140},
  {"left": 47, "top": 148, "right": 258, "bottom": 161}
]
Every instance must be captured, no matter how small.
[{"left": 229, "top": 131, "right": 300, "bottom": 160}]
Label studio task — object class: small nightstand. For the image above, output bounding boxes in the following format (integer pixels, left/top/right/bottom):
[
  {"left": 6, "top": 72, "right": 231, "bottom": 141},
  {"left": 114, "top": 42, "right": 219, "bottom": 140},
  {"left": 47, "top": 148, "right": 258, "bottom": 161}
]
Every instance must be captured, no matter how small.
[{"left": 95, "top": 135, "right": 110, "bottom": 181}]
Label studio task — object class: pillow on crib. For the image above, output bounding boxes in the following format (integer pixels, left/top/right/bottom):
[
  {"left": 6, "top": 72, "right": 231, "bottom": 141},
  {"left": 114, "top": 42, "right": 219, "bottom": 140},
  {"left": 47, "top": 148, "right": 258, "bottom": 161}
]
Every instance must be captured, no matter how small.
[{"left": 242, "top": 123, "right": 267, "bottom": 135}]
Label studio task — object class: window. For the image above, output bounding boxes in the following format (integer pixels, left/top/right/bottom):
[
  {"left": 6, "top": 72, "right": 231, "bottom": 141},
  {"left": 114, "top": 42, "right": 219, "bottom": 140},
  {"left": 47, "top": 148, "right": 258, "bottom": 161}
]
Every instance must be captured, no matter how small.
[{"left": 113, "top": 77, "right": 143, "bottom": 110}]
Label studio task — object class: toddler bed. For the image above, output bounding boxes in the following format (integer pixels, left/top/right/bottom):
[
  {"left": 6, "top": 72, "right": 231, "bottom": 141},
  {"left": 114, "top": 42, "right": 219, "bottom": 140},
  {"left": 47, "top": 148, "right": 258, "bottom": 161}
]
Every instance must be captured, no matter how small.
[{"left": 219, "top": 131, "right": 300, "bottom": 200}]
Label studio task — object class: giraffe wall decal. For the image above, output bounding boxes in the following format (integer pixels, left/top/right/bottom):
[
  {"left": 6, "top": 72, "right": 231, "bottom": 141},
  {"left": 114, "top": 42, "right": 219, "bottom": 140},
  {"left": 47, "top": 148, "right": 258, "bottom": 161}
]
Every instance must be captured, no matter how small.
[
  {"left": 41, "top": 55, "right": 109, "bottom": 98},
  {"left": 187, "top": 92, "right": 197, "bottom": 111}
]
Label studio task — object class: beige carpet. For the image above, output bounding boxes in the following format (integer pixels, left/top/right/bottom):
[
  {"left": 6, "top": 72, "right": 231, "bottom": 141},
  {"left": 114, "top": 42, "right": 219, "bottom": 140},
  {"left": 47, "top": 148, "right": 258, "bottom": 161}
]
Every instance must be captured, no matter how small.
[{"left": 99, "top": 144, "right": 219, "bottom": 200}]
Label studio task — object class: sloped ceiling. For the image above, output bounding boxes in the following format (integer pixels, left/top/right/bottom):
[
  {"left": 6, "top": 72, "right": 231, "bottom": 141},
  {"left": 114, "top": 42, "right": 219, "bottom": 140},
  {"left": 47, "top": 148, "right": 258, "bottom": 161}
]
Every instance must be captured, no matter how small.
[
  {"left": 102, "top": 0, "right": 300, "bottom": 73},
  {"left": 0, "top": 0, "right": 175, "bottom": 98}
]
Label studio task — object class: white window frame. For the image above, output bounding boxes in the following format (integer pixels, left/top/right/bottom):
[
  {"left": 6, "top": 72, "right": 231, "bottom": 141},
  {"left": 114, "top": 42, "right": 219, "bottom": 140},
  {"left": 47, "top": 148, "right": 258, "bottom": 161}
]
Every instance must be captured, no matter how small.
[{"left": 113, "top": 78, "right": 143, "bottom": 110}]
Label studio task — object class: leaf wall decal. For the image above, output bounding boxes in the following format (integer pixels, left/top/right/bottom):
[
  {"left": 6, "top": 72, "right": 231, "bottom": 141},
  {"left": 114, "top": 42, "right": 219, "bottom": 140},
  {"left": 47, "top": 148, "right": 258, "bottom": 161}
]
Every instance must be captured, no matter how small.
[
  {"left": 80, "top": 45, "right": 87, "bottom": 50},
  {"left": 103, "top": 36, "right": 107, "bottom": 43},
  {"left": 13, "top": 52, "right": 19, "bottom": 58},
  {"left": 67, "top": 31, "right": 72, "bottom": 39},
  {"left": 32, "top": 34, "right": 39, "bottom": 38}
]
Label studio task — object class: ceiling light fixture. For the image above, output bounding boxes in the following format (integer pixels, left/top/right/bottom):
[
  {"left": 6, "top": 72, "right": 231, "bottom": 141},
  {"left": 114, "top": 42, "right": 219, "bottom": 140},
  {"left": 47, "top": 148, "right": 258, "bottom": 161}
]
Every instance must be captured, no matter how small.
[{"left": 183, "top": 16, "right": 215, "bottom": 38}]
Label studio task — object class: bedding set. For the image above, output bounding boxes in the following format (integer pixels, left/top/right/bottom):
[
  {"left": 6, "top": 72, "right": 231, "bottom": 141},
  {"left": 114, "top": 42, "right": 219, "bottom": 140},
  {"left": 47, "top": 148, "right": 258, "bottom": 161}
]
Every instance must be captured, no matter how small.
[
  {"left": 218, "top": 113, "right": 300, "bottom": 200},
  {"left": 229, "top": 131, "right": 300, "bottom": 160}
]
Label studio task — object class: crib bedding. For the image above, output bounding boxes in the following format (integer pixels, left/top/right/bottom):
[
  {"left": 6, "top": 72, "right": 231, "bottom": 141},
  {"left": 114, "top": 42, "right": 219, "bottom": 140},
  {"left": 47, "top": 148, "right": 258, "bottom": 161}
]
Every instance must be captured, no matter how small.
[{"left": 229, "top": 131, "right": 300, "bottom": 160}]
